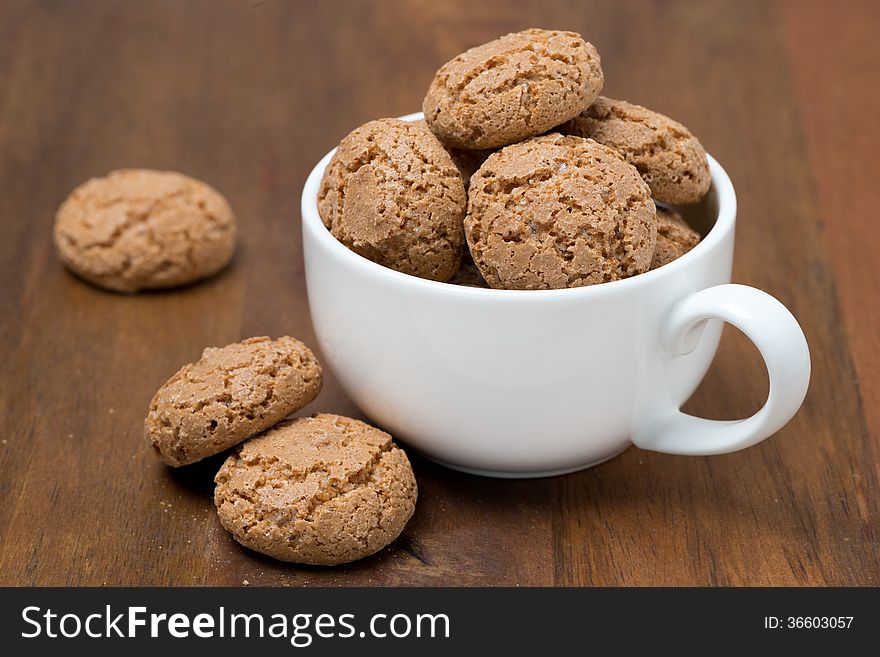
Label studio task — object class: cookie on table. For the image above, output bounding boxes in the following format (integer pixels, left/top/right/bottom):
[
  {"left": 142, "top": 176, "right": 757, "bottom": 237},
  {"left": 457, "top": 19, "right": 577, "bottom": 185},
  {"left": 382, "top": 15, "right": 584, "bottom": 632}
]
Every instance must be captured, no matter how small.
[
  {"left": 651, "top": 206, "right": 701, "bottom": 269},
  {"left": 146, "top": 337, "right": 322, "bottom": 467},
  {"left": 561, "top": 96, "right": 710, "bottom": 204},
  {"left": 423, "top": 28, "right": 603, "bottom": 149},
  {"left": 53, "top": 169, "right": 236, "bottom": 293},
  {"left": 465, "top": 133, "right": 656, "bottom": 290},
  {"left": 214, "top": 414, "right": 417, "bottom": 566},
  {"left": 318, "top": 118, "right": 466, "bottom": 282}
]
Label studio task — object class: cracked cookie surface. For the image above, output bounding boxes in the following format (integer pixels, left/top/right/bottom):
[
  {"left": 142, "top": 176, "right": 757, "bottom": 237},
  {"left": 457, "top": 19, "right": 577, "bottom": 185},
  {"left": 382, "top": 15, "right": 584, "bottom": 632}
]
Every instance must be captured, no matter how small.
[
  {"left": 651, "top": 206, "right": 701, "bottom": 269},
  {"left": 318, "top": 118, "right": 466, "bottom": 282},
  {"left": 53, "top": 169, "right": 236, "bottom": 293},
  {"left": 423, "top": 28, "right": 603, "bottom": 149},
  {"left": 145, "top": 336, "right": 322, "bottom": 467},
  {"left": 465, "top": 133, "right": 656, "bottom": 290},
  {"left": 214, "top": 414, "right": 417, "bottom": 565},
  {"left": 561, "top": 96, "right": 711, "bottom": 204}
]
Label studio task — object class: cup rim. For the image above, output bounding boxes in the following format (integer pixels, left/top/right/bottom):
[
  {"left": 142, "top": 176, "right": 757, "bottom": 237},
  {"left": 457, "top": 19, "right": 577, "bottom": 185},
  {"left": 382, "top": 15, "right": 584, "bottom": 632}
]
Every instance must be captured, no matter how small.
[{"left": 301, "top": 112, "right": 736, "bottom": 299}]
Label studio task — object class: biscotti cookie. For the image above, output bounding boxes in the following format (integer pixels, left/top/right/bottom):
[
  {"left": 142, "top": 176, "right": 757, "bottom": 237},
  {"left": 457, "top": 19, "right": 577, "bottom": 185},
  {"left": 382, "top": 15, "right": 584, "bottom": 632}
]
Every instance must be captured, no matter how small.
[
  {"left": 146, "top": 337, "right": 322, "bottom": 467},
  {"left": 465, "top": 133, "right": 656, "bottom": 290},
  {"left": 53, "top": 169, "right": 236, "bottom": 293},
  {"left": 214, "top": 414, "right": 417, "bottom": 566},
  {"left": 651, "top": 206, "right": 701, "bottom": 269},
  {"left": 318, "top": 118, "right": 466, "bottom": 282},
  {"left": 423, "top": 28, "right": 603, "bottom": 149},
  {"left": 561, "top": 96, "right": 710, "bottom": 204}
]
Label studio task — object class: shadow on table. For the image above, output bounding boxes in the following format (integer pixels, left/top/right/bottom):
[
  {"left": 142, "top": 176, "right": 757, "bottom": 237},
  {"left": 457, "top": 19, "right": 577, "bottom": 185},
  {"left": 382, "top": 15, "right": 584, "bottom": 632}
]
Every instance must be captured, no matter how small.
[{"left": 164, "top": 451, "right": 230, "bottom": 497}]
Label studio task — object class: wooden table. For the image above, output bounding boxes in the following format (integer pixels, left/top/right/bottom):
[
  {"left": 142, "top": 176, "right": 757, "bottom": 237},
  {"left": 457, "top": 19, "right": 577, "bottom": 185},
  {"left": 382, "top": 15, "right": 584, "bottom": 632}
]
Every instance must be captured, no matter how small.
[{"left": 1, "top": 0, "right": 877, "bottom": 587}]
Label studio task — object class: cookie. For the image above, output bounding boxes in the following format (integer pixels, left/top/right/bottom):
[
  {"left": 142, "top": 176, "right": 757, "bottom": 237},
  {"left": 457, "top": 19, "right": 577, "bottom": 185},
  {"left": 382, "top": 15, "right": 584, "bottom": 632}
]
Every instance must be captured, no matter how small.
[
  {"left": 214, "top": 414, "right": 417, "bottom": 566},
  {"left": 423, "top": 28, "right": 603, "bottom": 149},
  {"left": 465, "top": 133, "right": 656, "bottom": 290},
  {"left": 561, "top": 96, "right": 711, "bottom": 204},
  {"left": 53, "top": 169, "right": 236, "bottom": 293},
  {"left": 318, "top": 119, "right": 466, "bottom": 282},
  {"left": 146, "top": 337, "right": 322, "bottom": 467},
  {"left": 651, "top": 206, "right": 701, "bottom": 269},
  {"left": 448, "top": 251, "right": 490, "bottom": 288}
]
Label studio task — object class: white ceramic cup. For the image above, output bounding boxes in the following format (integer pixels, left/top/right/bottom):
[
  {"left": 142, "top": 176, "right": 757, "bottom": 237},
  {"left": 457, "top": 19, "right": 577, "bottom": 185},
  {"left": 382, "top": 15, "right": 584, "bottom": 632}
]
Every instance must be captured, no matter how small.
[{"left": 301, "top": 113, "right": 811, "bottom": 478}]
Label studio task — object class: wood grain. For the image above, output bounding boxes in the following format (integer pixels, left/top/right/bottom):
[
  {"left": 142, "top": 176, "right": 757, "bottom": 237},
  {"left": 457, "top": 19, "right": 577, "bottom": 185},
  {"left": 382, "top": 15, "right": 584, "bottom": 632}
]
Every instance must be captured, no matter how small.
[{"left": 0, "top": 0, "right": 877, "bottom": 586}]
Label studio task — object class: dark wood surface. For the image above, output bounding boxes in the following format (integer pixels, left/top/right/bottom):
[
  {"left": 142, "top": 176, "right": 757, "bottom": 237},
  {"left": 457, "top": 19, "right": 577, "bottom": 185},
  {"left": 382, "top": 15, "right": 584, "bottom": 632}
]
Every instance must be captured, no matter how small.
[{"left": 1, "top": 0, "right": 878, "bottom": 586}]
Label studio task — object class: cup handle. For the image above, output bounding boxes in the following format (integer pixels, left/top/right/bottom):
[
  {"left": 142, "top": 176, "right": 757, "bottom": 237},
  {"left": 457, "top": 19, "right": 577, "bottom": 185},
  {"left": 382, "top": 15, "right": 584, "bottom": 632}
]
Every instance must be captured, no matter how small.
[{"left": 633, "top": 284, "right": 810, "bottom": 455}]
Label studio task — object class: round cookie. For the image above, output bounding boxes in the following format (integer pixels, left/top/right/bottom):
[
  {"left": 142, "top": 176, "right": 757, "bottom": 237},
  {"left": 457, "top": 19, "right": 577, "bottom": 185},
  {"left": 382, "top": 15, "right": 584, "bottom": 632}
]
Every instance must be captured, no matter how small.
[
  {"left": 423, "top": 28, "right": 603, "bottom": 149},
  {"left": 214, "top": 414, "right": 417, "bottom": 566},
  {"left": 465, "top": 133, "right": 657, "bottom": 290},
  {"left": 651, "top": 206, "right": 701, "bottom": 269},
  {"left": 318, "top": 118, "right": 466, "bottom": 282},
  {"left": 145, "top": 336, "right": 322, "bottom": 467},
  {"left": 561, "top": 96, "right": 711, "bottom": 205},
  {"left": 53, "top": 169, "right": 236, "bottom": 293}
]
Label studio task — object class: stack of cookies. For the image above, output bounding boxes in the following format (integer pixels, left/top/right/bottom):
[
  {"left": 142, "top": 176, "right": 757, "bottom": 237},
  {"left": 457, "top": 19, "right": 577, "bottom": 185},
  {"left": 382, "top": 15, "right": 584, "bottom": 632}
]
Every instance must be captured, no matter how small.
[
  {"left": 145, "top": 336, "right": 418, "bottom": 566},
  {"left": 319, "top": 28, "right": 709, "bottom": 290}
]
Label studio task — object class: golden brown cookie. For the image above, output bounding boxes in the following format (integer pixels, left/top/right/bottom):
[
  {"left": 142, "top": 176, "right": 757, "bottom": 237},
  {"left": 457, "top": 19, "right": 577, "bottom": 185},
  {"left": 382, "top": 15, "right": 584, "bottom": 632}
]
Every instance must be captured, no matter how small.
[
  {"left": 318, "top": 119, "right": 466, "bottom": 282},
  {"left": 465, "top": 134, "right": 656, "bottom": 290},
  {"left": 651, "top": 206, "right": 701, "bottom": 269},
  {"left": 561, "top": 96, "right": 711, "bottom": 204},
  {"left": 214, "top": 414, "right": 417, "bottom": 566},
  {"left": 53, "top": 169, "right": 236, "bottom": 293},
  {"left": 423, "top": 28, "right": 603, "bottom": 149},
  {"left": 146, "top": 337, "right": 322, "bottom": 467}
]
